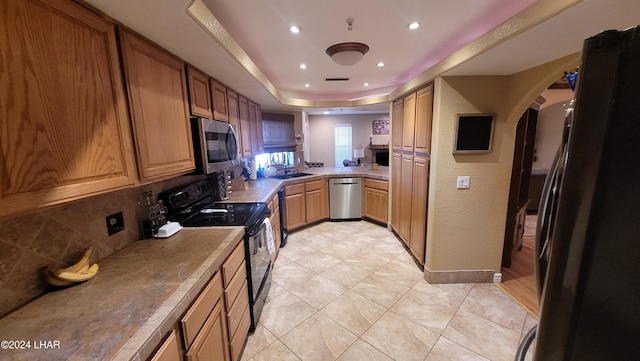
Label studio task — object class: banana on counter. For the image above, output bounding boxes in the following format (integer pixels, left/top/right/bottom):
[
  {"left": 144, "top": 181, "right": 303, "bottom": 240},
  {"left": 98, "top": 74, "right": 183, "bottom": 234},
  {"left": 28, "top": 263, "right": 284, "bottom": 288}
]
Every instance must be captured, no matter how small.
[{"left": 43, "top": 248, "right": 99, "bottom": 287}]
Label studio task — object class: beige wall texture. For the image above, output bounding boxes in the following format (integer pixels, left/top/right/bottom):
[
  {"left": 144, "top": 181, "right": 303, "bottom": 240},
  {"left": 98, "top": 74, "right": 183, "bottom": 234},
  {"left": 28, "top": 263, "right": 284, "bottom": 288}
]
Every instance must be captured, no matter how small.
[
  {"left": 425, "top": 53, "right": 581, "bottom": 276},
  {"left": 308, "top": 113, "right": 390, "bottom": 167}
]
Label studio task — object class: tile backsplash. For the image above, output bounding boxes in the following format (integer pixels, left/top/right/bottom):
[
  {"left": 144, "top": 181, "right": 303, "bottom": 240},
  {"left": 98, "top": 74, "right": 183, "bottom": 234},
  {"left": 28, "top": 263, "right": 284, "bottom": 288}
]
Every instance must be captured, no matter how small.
[{"left": 0, "top": 174, "right": 204, "bottom": 317}]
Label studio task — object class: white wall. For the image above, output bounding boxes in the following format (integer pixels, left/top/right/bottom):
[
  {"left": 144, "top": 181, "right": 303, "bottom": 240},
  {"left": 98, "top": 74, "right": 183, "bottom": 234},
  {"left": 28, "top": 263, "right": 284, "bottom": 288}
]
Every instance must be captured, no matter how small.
[
  {"left": 532, "top": 89, "right": 574, "bottom": 170},
  {"left": 308, "top": 113, "right": 389, "bottom": 167}
]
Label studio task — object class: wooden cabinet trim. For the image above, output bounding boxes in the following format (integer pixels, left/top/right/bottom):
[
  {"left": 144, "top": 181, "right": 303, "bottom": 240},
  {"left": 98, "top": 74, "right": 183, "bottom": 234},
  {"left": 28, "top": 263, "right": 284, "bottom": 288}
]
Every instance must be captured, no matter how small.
[{"left": 285, "top": 183, "right": 305, "bottom": 195}]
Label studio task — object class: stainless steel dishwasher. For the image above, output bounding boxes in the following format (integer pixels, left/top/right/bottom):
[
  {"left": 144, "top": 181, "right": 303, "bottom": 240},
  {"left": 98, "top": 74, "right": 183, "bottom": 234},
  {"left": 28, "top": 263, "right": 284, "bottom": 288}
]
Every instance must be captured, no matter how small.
[{"left": 329, "top": 177, "right": 362, "bottom": 219}]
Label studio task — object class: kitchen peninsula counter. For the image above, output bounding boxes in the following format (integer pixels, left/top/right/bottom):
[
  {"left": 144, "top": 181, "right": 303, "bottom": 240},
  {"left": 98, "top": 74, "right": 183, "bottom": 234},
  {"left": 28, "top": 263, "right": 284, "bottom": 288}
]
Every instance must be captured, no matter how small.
[
  {"left": 0, "top": 227, "right": 244, "bottom": 361},
  {"left": 228, "top": 166, "right": 389, "bottom": 203}
]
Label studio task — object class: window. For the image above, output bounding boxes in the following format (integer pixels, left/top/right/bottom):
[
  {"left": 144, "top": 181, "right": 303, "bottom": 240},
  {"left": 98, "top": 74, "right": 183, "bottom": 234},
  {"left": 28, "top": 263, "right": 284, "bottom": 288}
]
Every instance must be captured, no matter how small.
[{"left": 334, "top": 124, "right": 352, "bottom": 167}]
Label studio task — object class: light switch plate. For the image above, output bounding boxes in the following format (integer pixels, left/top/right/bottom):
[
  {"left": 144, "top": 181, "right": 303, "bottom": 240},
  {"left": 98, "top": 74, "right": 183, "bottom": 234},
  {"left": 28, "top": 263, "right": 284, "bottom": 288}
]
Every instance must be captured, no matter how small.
[{"left": 457, "top": 176, "right": 470, "bottom": 189}]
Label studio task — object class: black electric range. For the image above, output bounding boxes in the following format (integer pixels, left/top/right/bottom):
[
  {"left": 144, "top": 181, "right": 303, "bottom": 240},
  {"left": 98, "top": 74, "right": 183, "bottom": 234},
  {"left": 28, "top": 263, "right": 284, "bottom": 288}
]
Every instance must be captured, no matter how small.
[{"left": 159, "top": 178, "right": 272, "bottom": 332}]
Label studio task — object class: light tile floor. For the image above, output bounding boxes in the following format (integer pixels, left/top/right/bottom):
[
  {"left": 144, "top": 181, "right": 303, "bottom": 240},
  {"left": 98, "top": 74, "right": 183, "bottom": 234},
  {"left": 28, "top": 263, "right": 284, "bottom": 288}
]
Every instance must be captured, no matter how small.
[{"left": 242, "top": 221, "right": 537, "bottom": 361}]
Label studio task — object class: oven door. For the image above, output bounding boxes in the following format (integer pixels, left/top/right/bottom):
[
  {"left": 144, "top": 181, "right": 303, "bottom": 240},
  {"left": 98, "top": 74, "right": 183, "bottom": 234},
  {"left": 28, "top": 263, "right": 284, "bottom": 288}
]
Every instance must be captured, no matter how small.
[{"left": 247, "top": 222, "right": 271, "bottom": 302}]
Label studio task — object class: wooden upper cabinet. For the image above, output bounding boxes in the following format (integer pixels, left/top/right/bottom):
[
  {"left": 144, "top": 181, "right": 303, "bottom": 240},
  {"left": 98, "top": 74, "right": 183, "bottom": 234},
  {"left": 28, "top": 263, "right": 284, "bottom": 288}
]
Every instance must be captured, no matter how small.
[
  {"left": 210, "top": 79, "right": 229, "bottom": 122},
  {"left": 0, "top": 0, "right": 136, "bottom": 217},
  {"left": 238, "top": 95, "right": 252, "bottom": 158},
  {"left": 187, "top": 65, "right": 213, "bottom": 118},
  {"left": 392, "top": 100, "right": 404, "bottom": 150},
  {"left": 227, "top": 89, "right": 242, "bottom": 158},
  {"left": 402, "top": 93, "right": 416, "bottom": 152},
  {"left": 414, "top": 85, "right": 433, "bottom": 154},
  {"left": 248, "top": 101, "right": 263, "bottom": 156},
  {"left": 120, "top": 29, "right": 195, "bottom": 182}
]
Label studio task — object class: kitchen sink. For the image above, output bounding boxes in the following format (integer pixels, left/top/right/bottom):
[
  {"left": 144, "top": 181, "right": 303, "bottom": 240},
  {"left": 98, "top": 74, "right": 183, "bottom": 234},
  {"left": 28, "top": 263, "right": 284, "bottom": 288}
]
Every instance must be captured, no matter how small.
[{"left": 270, "top": 172, "right": 313, "bottom": 180}]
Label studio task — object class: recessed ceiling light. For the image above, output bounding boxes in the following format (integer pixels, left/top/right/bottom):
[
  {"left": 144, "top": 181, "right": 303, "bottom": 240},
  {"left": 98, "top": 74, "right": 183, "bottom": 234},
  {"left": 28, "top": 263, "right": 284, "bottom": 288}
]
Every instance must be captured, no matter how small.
[
  {"left": 304, "top": 83, "right": 310, "bottom": 88},
  {"left": 408, "top": 22, "right": 420, "bottom": 30},
  {"left": 299, "top": 64, "right": 307, "bottom": 69},
  {"left": 323, "top": 111, "right": 329, "bottom": 114},
  {"left": 364, "top": 82, "right": 369, "bottom": 86},
  {"left": 377, "top": 62, "right": 385, "bottom": 67},
  {"left": 290, "top": 25, "right": 300, "bottom": 33}
]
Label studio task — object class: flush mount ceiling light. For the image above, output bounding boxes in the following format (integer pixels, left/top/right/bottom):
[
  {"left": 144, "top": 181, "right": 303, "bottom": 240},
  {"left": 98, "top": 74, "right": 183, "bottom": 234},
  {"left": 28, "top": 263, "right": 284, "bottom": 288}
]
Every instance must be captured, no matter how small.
[
  {"left": 326, "top": 42, "right": 370, "bottom": 66},
  {"left": 326, "top": 18, "right": 369, "bottom": 66}
]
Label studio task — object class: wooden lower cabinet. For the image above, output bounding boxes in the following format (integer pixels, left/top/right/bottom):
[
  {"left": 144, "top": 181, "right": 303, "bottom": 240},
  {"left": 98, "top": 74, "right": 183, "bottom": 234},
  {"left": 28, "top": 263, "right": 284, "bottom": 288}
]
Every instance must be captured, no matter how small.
[
  {"left": 182, "top": 272, "right": 229, "bottom": 361},
  {"left": 285, "top": 184, "right": 306, "bottom": 230},
  {"left": 409, "top": 157, "right": 429, "bottom": 264},
  {"left": 185, "top": 301, "right": 228, "bottom": 361},
  {"left": 269, "top": 195, "right": 281, "bottom": 263},
  {"left": 364, "top": 179, "right": 388, "bottom": 224},
  {"left": 179, "top": 241, "right": 250, "bottom": 361},
  {"left": 398, "top": 154, "right": 414, "bottom": 246},
  {"left": 221, "top": 242, "right": 250, "bottom": 361},
  {"left": 285, "top": 180, "right": 330, "bottom": 231},
  {"left": 305, "top": 180, "right": 329, "bottom": 224},
  {"left": 150, "top": 330, "right": 181, "bottom": 361},
  {"left": 391, "top": 153, "right": 402, "bottom": 234}
]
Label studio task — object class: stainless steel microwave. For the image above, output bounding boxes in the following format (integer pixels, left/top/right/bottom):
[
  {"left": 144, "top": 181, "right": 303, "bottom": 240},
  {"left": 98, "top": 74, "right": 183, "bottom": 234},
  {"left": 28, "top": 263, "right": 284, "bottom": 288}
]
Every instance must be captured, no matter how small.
[{"left": 191, "top": 117, "right": 240, "bottom": 174}]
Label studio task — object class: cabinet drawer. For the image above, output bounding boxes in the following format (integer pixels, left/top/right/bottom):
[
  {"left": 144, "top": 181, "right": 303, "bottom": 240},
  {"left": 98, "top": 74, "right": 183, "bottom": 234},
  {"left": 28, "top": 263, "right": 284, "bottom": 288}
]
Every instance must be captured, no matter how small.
[
  {"left": 181, "top": 272, "right": 223, "bottom": 350},
  {"left": 222, "top": 242, "right": 245, "bottom": 287},
  {"left": 226, "top": 280, "right": 249, "bottom": 340},
  {"left": 364, "top": 178, "right": 388, "bottom": 191},
  {"left": 305, "top": 180, "right": 324, "bottom": 192},
  {"left": 229, "top": 304, "right": 251, "bottom": 361},
  {"left": 286, "top": 183, "right": 304, "bottom": 195},
  {"left": 224, "top": 260, "right": 247, "bottom": 310}
]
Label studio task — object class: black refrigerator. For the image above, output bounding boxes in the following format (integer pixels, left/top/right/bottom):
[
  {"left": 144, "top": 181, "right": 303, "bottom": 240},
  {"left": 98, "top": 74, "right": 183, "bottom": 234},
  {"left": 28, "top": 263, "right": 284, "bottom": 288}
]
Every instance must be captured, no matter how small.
[{"left": 523, "top": 26, "right": 640, "bottom": 361}]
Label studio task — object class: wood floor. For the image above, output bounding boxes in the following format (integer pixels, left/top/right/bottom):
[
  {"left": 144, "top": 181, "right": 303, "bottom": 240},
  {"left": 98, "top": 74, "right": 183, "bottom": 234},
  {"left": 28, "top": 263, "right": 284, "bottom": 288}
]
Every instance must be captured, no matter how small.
[{"left": 497, "top": 215, "right": 540, "bottom": 318}]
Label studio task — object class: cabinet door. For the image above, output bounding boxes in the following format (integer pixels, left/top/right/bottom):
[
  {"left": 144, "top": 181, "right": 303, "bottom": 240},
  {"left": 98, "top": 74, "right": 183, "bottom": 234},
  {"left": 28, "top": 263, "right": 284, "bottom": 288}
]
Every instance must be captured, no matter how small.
[
  {"left": 226, "top": 89, "right": 242, "bottom": 159},
  {"left": 286, "top": 193, "right": 306, "bottom": 230},
  {"left": 391, "top": 153, "right": 402, "bottom": 234},
  {"left": 409, "top": 156, "right": 429, "bottom": 264},
  {"left": 398, "top": 154, "right": 414, "bottom": 245},
  {"left": 187, "top": 65, "right": 213, "bottom": 118},
  {"left": 414, "top": 85, "right": 433, "bottom": 154},
  {"left": 210, "top": 79, "right": 229, "bottom": 122},
  {"left": 151, "top": 330, "right": 181, "bottom": 361},
  {"left": 402, "top": 93, "right": 416, "bottom": 152},
  {"left": 248, "top": 101, "right": 263, "bottom": 156},
  {"left": 238, "top": 95, "right": 252, "bottom": 158},
  {"left": 0, "top": 0, "right": 136, "bottom": 217},
  {"left": 120, "top": 30, "right": 194, "bottom": 182},
  {"left": 305, "top": 180, "right": 328, "bottom": 223},
  {"left": 364, "top": 187, "right": 388, "bottom": 224},
  {"left": 392, "top": 100, "right": 404, "bottom": 151},
  {"left": 185, "top": 301, "right": 230, "bottom": 361}
]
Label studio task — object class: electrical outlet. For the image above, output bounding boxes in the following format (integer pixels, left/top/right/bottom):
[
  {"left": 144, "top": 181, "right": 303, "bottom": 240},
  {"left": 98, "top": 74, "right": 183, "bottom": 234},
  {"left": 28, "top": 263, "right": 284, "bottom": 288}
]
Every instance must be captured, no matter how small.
[{"left": 106, "top": 212, "right": 125, "bottom": 236}]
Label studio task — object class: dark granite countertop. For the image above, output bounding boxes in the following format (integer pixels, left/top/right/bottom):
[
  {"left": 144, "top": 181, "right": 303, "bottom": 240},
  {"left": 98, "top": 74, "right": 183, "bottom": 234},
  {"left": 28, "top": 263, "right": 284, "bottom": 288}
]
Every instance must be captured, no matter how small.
[{"left": 0, "top": 227, "right": 244, "bottom": 361}]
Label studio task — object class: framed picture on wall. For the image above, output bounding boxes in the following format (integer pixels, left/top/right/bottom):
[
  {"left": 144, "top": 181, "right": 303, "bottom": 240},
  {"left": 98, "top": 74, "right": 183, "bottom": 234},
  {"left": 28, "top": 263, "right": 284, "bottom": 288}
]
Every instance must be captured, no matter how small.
[
  {"left": 372, "top": 119, "right": 389, "bottom": 135},
  {"left": 453, "top": 113, "right": 495, "bottom": 154}
]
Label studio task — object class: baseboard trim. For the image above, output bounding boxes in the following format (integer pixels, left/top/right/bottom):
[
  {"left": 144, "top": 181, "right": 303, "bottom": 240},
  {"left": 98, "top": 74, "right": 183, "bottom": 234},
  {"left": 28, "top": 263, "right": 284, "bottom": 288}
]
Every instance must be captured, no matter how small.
[{"left": 424, "top": 267, "right": 495, "bottom": 284}]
